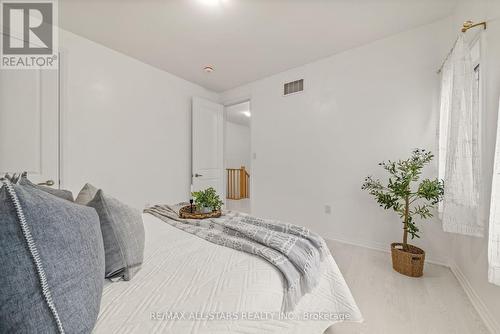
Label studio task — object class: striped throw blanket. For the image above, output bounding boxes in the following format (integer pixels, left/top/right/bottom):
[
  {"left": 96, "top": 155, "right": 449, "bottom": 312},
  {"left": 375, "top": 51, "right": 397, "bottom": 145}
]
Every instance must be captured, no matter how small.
[{"left": 144, "top": 204, "right": 330, "bottom": 312}]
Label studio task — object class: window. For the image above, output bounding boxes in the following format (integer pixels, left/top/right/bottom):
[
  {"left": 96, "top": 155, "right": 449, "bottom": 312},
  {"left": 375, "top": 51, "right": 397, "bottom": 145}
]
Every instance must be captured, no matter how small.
[
  {"left": 472, "top": 38, "right": 481, "bottom": 128},
  {"left": 438, "top": 35, "right": 483, "bottom": 236}
]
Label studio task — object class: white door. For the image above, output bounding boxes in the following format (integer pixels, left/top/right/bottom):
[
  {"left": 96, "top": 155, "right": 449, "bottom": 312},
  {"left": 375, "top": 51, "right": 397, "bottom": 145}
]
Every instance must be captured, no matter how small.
[
  {"left": 0, "top": 69, "right": 59, "bottom": 186},
  {"left": 192, "top": 97, "right": 224, "bottom": 197}
]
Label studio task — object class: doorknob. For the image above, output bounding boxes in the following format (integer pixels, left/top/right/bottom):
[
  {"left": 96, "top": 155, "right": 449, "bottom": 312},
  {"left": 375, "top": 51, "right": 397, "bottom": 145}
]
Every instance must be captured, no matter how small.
[
  {"left": 194, "top": 173, "right": 203, "bottom": 177},
  {"left": 38, "top": 180, "right": 55, "bottom": 187}
]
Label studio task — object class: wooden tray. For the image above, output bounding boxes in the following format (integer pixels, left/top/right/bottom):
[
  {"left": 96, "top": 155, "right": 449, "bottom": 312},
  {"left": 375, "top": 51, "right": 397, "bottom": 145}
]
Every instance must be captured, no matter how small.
[{"left": 178, "top": 205, "right": 221, "bottom": 219}]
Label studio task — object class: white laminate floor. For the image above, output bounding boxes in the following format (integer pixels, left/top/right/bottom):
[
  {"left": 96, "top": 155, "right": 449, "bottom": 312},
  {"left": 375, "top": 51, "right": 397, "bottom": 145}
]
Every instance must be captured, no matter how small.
[
  {"left": 226, "top": 199, "right": 251, "bottom": 214},
  {"left": 325, "top": 240, "right": 489, "bottom": 334}
]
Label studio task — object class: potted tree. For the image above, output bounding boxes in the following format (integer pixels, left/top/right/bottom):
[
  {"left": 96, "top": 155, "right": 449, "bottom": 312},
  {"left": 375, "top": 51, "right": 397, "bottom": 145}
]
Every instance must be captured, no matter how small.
[{"left": 362, "top": 149, "right": 444, "bottom": 277}]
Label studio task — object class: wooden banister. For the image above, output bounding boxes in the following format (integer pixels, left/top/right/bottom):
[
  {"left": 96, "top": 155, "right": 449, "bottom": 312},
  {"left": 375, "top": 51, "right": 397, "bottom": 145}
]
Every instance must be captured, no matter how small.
[{"left": 227, "top": 166, "right": 250, "bottom": 200}]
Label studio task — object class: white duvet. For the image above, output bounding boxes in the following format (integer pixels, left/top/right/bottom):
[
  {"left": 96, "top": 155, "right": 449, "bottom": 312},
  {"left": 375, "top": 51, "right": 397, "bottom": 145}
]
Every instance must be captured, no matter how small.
[{"left": 94, "top": 214, "right": 362, "bottom": 334}]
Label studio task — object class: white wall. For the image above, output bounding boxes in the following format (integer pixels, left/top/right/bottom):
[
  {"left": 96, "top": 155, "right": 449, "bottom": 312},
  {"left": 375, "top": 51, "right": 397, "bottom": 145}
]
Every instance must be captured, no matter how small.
[
  {"left": 221, "top": 18, "right": 454, "bottom": 265},
  {"left": 448, "top": 1, "right": 500, "bottom": 331},
  {"left": 225, "top": 121, "right": 251, "bottom": 171},
  {"left": 60, "top": 30, "right": 218, "bottom": 208},
  {"left": 59, "top": 10, "right": 500, "bottom": 328}
]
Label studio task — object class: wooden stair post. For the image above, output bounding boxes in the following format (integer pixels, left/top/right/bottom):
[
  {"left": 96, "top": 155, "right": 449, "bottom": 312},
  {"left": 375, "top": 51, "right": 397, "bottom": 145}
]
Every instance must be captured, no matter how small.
[
  {"left": 226, "top": 166, "right": 250, "bottom": 200},
  {"left": 240, "top": 166, "right": 246, "bottom": 199}
]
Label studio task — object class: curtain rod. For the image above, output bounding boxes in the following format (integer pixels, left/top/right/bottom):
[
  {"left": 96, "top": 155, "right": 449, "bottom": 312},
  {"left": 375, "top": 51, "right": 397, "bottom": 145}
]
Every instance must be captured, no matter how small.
[
  {"left": 461, "top": 20, "right": 487, "bottom": 33},
  {"left": 436, "top": 20, "right": 487, "bottom": 74}
]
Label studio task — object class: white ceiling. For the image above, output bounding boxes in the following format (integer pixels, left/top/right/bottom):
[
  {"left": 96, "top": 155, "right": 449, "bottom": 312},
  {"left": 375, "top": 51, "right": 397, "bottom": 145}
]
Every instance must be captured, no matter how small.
[{"left": 60, "top": 0, "right": 458, "bottom": 92}]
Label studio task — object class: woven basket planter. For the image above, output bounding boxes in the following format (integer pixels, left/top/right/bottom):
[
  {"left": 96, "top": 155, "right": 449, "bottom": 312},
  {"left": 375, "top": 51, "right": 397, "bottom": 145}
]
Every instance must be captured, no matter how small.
[
  {"left": 178, "top": 205, "right": 221, "bottom": 219},
  {"left": 391, "top": 243, "right": 425, "bottom": 277}
]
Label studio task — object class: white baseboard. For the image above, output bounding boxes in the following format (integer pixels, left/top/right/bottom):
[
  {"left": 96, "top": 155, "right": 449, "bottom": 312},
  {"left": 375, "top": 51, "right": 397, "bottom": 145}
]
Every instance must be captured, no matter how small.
[
  {"left": 326, "top": 236, "right": 498, "bottom": 333},
  {"left": 324, "top": 236, "right": 449, "bottom": 267},
  {"left": 449, "top": 262, "right": 500, "bottom": 334}
]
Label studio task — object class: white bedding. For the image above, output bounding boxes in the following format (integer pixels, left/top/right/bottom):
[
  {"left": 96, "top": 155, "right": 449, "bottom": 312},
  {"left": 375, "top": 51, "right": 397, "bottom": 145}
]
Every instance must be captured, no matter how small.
[{"left": 94, "top": 214, "right": 362, "bottom": 334}]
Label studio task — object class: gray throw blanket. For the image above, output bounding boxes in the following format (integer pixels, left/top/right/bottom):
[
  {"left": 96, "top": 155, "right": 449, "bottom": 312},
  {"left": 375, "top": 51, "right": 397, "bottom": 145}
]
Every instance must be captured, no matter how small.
[{"left": 144, "top": 203, "right": 330, "bottom": 312}]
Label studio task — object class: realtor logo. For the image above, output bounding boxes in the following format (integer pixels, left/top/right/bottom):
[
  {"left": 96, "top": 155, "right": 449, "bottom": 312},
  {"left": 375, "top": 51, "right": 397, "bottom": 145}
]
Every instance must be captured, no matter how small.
[{"left": 1, "top": 0, "right": 58, "bottom": 69}]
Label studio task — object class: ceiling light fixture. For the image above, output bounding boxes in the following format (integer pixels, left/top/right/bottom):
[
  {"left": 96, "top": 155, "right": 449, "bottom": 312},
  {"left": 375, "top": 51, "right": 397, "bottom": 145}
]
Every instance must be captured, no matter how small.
[
  {"left": 203, "top": 65, "right": 214, "bottom": 73},
  {"left": 198, "top": 0, "right": 222, "bottom": 7},
  {"left": 242, "top": 111, "right": 251, "bottom": 118}
]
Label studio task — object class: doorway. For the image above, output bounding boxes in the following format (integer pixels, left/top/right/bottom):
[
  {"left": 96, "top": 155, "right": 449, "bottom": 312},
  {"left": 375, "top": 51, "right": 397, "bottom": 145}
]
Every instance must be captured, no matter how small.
[
  {"left": 224, "top": 101, "right": 251, "bottom": 213},
  {"left": 0, "top": 69, "right": 60, "bottom": 187}
]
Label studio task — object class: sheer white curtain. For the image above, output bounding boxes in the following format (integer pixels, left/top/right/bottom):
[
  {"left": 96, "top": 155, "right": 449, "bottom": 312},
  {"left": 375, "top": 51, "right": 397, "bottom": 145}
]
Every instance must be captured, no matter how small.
[
  {"left": 489, "top": 98, "right": 500, "bottom": 285},
  {"left": 439, "top": 35, "right": 483, "bottom": 237}
]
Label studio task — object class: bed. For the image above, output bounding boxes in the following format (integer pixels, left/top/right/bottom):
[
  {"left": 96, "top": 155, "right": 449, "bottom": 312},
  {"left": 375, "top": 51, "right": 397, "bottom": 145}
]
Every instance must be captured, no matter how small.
[{"left": 94, "top": 214, "right": 362, "bottom": 334}]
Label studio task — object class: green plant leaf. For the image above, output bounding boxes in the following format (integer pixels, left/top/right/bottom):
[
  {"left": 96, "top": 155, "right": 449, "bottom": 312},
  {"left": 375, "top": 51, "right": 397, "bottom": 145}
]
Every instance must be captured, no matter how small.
[
  {"left": 362, "top": 149, "right": 444, "bottom": 245},
  {"left": 191, "top": 187, "right": 224, "bottom": 211}
]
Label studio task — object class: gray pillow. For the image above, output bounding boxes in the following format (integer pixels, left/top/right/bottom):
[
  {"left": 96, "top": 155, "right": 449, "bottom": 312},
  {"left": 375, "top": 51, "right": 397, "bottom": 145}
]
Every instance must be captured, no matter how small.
[
  {"left": 0, "top": 181, "right": 105, "bottom": 333},
  {"left": 20, "top": 177, "right": 74, "bottom": 202},
  {"left": 88, "top": 189, "right": 145, "bottom": 280},
  {"left": 75, "top": 183, "right": 99, "bottom": 205}
]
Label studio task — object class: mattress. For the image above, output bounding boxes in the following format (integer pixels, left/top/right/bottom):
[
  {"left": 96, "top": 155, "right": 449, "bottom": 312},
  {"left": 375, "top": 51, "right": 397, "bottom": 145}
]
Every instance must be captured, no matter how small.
[{"left": 94, "top": 214, "right": 362, "bottom": 334}]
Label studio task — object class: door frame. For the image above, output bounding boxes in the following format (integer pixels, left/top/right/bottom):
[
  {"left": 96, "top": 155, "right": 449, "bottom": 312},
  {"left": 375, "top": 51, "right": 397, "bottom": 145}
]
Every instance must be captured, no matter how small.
[
  {"left": 223, "top": 98, "right": 252, "bottom": 203},
  {"left": 190, "top": 96, "right": 252, "bottom": 204}
]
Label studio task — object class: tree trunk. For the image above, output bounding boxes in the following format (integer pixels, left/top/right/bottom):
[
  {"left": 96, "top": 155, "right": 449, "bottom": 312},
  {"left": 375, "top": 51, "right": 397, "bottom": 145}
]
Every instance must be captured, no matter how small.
[{"left": 403, "top": 195, "right": 409, "bottom": 250}]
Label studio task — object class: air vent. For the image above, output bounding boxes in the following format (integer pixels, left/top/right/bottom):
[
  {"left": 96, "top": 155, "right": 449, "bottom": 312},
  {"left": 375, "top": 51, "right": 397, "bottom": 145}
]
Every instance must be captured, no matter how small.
[{"left": 283, "top": 79, "right": 304, "bottom": 96}]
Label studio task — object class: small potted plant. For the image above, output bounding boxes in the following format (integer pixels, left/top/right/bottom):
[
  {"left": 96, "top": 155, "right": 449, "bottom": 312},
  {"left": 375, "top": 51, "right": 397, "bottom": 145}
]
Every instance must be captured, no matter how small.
[
  {"left": 362, "top": 149, "right": 444, "bottom": 277},
  {"left": 192, "top": 187, "right": 224, "bottom": 213}
]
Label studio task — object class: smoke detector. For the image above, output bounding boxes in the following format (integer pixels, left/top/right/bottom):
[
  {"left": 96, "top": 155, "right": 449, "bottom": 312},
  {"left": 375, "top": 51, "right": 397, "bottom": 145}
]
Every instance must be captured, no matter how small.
[{"left": 203, "top": 65, "right": 214, "bottom": 73}]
